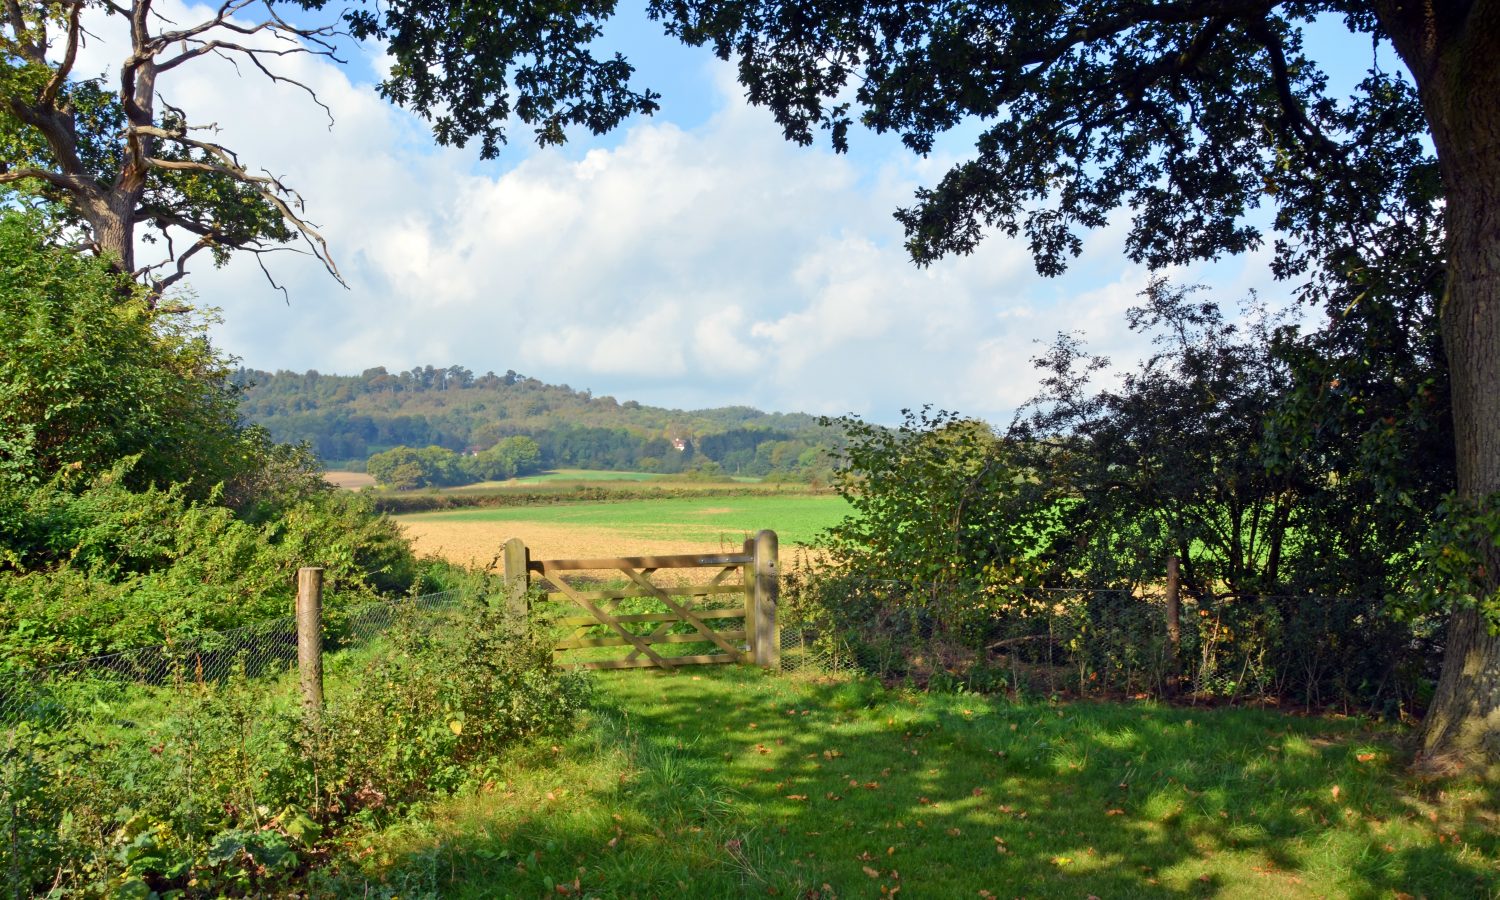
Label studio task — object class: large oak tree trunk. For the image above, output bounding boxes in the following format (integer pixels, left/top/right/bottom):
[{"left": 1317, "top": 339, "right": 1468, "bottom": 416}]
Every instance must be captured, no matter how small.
[
  {"left": 1420, "top": 120, "right": 1500, "bottom": 762},
  {"left": 1382, "top": 0, "right": 1500, "bottom": 764}
]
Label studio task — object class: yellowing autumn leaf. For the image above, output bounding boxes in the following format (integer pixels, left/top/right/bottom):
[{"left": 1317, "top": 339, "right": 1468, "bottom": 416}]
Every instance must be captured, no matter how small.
[{"left": 448, "top": 720, "right": 463, "bottom": 735}]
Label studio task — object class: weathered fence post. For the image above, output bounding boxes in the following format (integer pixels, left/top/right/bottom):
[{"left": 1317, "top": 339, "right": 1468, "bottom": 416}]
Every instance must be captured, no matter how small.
[
  {"left": 296, "top": 566, "right": 324, "bottom": 716},
  {"left": 743, "top": 537, "right": 757, "bottom": 663},
  {"left": 503, "top": 538, "right": 531, "bottom": 620},
  {"left": 1165, "top": 555, "right": 1181, "bottom": 697},
  {"left": 753, "top": 530, "right": 780, "bottom": 669}
]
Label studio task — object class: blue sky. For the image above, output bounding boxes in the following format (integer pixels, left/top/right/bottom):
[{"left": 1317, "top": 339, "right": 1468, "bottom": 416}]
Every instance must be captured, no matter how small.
[{"left": 98, "top": 3, "right": 1404, "bottom": 425}]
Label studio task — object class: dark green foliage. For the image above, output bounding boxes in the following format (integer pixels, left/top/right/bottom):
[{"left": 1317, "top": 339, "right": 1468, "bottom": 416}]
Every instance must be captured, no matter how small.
[
  {"left": 327, "top": 0, "right": 660, "bottom": 157},
  {"left": 801, "top": 280, "right": 1450, "bottom": 712},
  {"left": 365, "top": 437, "right": 543, "bottom": 488}
]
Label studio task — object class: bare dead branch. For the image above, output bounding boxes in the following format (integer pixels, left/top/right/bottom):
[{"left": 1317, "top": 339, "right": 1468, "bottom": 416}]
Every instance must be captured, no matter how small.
[
  {"left": 149, "top": 236, "right": 217, "bottom": 294},
  {"left": 39, "top": 1, "right": 82, "bottom": 105},
  {"left": 0, "top": 164, "right": 94, "bottom": 191},
  {"left": 254, "top": 249, "right": 291, "bottom": 304}
]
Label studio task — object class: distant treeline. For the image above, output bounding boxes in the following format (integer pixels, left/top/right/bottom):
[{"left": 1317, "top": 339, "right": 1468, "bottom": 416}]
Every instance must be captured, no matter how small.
[{"left": 233, "top": 366, "right": 843, "bottom": 481}]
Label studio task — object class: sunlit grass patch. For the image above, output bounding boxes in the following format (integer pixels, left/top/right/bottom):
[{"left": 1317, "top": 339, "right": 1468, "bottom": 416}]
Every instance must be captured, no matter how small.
[{"left": 336, "top": 666, "right": 1500, "bottom": 898}]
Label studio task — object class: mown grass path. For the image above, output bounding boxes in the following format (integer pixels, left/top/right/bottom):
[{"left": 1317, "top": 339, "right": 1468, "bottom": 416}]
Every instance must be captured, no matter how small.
[{"left": 340, "top": 667, "right": 1500, "bottom": 898}]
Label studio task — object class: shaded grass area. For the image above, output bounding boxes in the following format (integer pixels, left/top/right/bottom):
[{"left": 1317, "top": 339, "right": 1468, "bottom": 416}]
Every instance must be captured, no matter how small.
[
  {"left": 332, "top": 667, "right": 1500, "bottom": 898},
  {"left": 400, "top": 495, "right": 850, "bottom": 547}
]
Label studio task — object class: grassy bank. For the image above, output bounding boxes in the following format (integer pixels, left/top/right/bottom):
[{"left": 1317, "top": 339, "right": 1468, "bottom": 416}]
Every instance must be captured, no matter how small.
[{"left": 337, "top": 666, "right": 1499, "bottom": 898}]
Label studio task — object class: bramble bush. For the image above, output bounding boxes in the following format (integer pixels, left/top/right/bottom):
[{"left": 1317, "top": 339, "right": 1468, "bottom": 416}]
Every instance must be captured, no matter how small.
[
  {"left": 2, "top": 601, "right": 591, "bottom": 897},
  {"left": 0, "top": 461, "right": 429, "bottom": 668}
]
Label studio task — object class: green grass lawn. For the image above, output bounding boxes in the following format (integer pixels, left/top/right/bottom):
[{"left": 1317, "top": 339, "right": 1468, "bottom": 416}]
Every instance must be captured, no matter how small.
[
  {"left": 332, "top": 666, "right": 1499, "bottom": 899},
  {"left": 401, "top": 494, "right": 850, "bottom": 546}
]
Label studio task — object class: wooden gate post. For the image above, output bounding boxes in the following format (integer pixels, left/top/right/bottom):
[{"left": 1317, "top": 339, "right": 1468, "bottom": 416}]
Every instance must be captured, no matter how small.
[
  {"left": 503, "top": 538, "right": 531, "bottom": 620},
  {"left": 1165, "top": 555, "right": 1181, "bottom": 697},
  {"left": 296, "top": 566, "right": 324, "bottom": 716},
  {"left": 753, "top": 530, "right": 780, "bottom": 669}
]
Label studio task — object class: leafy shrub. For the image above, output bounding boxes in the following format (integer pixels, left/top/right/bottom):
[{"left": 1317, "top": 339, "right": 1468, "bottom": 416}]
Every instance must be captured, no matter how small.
[
  {"left": 2, "top": 601, "right": 589, "bottom": 897},
  {"left": 0, "top": 211, "right": 247, "bottom": 495},
  {"left": 0, "top": 462, "right": 422, "bottom": 667}
]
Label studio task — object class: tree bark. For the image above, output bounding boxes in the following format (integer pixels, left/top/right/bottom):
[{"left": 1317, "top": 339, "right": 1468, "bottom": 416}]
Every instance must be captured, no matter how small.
[{"left": 1379, "top": 0, "right": 1500, "bottom": 764}]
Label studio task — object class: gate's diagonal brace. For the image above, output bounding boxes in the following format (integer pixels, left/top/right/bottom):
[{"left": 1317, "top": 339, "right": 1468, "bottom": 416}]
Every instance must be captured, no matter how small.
[
  {"left": 623, "top": 590, "right": 717, "bottom": 663},
  {"left": 542, "top": 572, "right": 673, "bottom": 668},
  {"left": 619, "top": 566, "right": 744, "bottom": 659}
]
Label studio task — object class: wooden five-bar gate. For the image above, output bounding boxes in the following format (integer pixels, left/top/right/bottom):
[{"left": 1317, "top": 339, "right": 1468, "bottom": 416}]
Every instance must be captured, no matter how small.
[{"left": 502, "top": 530, "right": 780, "bottom": 670}]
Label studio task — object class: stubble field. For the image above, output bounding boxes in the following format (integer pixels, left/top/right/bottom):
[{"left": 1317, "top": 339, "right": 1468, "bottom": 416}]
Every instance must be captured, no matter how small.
[{"left": 395, "top": 494, "right": 848, "bottom": 565}]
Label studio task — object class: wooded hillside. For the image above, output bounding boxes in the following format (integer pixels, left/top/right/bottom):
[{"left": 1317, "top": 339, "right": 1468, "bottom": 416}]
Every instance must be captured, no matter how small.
[{"left": 234, "top": 366, "right": 844, "bottom": 478}]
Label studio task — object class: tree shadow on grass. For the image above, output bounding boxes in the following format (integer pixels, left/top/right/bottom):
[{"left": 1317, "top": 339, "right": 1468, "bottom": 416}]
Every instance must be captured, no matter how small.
[{"left": 338, "top": 666, "right": 1500, "bottom": 899}]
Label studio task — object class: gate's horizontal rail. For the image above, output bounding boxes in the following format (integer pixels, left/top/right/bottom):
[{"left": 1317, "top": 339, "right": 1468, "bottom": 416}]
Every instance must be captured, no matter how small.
[
  {"left": 537, "top": 583, "right": 745, "bottom": 605},
  {"left": 529, "top": 553, "right": 753, "bottom": 573},
  {"left": 570, "top": 653, "right": 740, "bottom": 671},
  {"left": 553, "top": 608, "right": 746, "bottom": 627},
  {"left": 555, "top": 630, "right": 748, "bottom": 650}
]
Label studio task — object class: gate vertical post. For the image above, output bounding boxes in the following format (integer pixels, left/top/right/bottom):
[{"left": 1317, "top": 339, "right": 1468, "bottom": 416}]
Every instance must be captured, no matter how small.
[
  {"left": 296, "top": 566, "right": 324, "bottom": 717},
  {"left": 503, "top": 538, "right": 531, "bottom": 622},
  {"left": 753, "top": 530, "right": 780, "bottom": 669},
  {"left": 743, "top": 537, "right": 757, "bottom": 663}
]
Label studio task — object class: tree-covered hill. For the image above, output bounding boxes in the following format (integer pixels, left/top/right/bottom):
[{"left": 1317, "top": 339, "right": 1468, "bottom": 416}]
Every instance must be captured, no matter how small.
[{"left": 233, "top": 365, "right": 845, "bottom": 479}]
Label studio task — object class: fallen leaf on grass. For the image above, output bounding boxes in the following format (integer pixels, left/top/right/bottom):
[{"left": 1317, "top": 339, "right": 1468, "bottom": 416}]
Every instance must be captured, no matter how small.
[
  {"left": 1357, "top": 752, "right": 1376, "bottom": 763},
  {"left": 786, "top": 794, "right": 808, "bottom": 801},
  {"left": 1106, "top": 809, "right": 1126, "bottom": 816},
  {"left": 863, "top": 866, "right": 881, "bottom": 878}
]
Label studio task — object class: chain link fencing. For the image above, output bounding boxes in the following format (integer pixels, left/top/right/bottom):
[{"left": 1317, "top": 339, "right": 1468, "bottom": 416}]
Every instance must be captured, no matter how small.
[{"left": 0, "top": 589, "right": 464, "bottom": 730}]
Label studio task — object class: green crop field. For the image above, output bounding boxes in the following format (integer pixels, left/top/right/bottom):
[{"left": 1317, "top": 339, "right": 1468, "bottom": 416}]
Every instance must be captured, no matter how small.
[
  {"left": 512, "top": 469, "right": 669, "bottom": 484},
  {"left": 401, "top": 494, "right": 849, "bottom": 546}
]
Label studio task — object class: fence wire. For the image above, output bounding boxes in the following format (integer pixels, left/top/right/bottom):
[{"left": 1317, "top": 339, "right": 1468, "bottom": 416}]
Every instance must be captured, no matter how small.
[
  {"left": 0, "top": 589, "right": 462, "bottom": 729},
  {"left": 772, "top": 577, "right": 1438, "bottom": 715}
]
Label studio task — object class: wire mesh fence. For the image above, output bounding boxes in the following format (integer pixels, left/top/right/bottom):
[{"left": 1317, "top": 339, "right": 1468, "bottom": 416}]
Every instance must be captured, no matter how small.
[
  {"left": 0, "top": 589, "right": 464, "bottom": 729},
  {"left": 773, "top": 576, "right": 1438, "bottom": 715}
]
